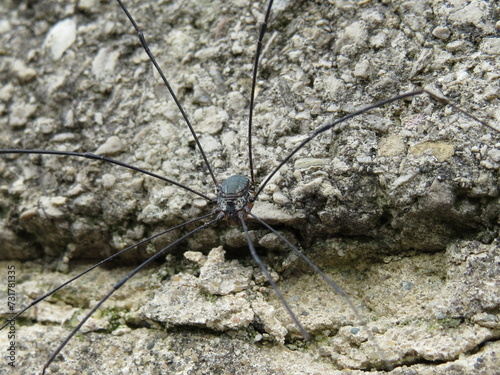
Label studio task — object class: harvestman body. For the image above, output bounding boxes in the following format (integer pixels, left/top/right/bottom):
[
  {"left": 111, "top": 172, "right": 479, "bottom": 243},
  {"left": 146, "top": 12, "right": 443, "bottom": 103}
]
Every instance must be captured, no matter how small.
[{"left": 1, "top": 0, "right": 499, "bottom": 374}]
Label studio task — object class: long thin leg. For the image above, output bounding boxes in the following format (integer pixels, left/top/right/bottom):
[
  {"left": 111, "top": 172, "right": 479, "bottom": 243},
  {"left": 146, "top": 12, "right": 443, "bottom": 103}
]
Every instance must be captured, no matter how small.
[
  {"left": 115, "top": 0, "right": 218, "bottom": 187},
  {"left": 254, "top": 89, "right": 499, "bottom": 199},
  {"left": 0, "top": 212, "right": 214, "bottom": 331},
  {"left": 247, "top": 0, "right": 274, "bottom": 186},
  {"left": 238, "top": 212, "right": 310, "bottom": 340},
  {"left": 249, "top": 212, "right": 392, "bottom": 370},
  {"left": 0, "top": 149, "right": 213, "bottom": 201},
  {"left": 42, "top": 216, "right": 220, "bottom": 375}
]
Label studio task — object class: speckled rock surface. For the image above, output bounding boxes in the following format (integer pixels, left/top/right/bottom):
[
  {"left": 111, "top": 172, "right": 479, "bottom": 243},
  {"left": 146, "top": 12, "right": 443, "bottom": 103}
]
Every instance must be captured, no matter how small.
[{"left": 0, "top": 0, "right": 499, "bottom": 374}]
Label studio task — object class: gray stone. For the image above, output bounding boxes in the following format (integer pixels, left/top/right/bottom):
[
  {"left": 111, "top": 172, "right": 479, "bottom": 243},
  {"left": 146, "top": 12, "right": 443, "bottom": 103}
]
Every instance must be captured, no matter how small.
[{"left": 0, "top": 0, "right": 499, "bottom": 374}]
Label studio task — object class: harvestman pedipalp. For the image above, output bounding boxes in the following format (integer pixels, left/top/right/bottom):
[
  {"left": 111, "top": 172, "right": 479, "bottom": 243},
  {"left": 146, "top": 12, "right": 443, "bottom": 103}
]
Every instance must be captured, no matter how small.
[{"left": 1, "top": 0, "right": 499, "bottom": 373}]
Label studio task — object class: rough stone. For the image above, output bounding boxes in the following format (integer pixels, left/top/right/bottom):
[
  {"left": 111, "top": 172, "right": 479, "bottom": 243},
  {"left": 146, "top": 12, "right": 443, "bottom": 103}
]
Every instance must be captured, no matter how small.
[{"left": 0, "top": 0, "right": 499, "bottom": 374}]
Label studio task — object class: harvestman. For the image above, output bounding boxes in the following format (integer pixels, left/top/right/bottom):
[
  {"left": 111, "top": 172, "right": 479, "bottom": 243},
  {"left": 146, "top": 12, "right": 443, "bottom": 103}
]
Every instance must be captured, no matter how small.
[{"left": 1, "top": 0, "right": 499, "bottom": 373}]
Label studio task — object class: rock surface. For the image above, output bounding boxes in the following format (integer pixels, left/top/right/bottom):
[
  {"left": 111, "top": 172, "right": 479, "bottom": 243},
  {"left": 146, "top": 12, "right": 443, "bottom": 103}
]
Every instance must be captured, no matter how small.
[{"left": 0, "top": 0, "right": 499, "bottom": 374}]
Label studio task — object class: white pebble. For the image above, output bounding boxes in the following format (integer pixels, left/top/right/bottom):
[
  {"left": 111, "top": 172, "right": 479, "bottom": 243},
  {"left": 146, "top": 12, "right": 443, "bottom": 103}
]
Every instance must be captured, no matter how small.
[
  {"left": 95, "top": 136, "right": 126, "bottom": 156},
  {"left": 44, "top": 18, "right": 77, "bottom": 61}
]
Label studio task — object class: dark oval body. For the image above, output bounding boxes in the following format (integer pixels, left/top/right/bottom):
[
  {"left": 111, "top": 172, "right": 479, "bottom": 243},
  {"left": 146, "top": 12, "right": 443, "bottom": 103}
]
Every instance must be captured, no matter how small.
[{"left": 217, "top": 175, "right": 252, "bottom": 218}]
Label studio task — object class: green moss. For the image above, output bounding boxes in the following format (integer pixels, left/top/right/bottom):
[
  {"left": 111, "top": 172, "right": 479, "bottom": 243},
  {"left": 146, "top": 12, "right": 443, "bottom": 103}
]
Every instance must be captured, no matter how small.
[
  {"left": 436, "top": 317, "right": 462, "bottom": 329},
  {"left": 101, "top": 307, "right": 124, "bottom": 332},
  {"left": 199, "top": 289, "right": 218, "bottom": 303}
]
